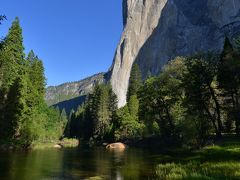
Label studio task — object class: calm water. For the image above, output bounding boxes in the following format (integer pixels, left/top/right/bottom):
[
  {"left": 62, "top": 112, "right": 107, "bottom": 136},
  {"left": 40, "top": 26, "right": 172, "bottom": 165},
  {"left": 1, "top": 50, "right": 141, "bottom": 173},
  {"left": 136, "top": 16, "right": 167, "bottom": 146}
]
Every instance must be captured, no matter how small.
[{"left": 0, "top": 147, "right": 164, "bottom": 180}]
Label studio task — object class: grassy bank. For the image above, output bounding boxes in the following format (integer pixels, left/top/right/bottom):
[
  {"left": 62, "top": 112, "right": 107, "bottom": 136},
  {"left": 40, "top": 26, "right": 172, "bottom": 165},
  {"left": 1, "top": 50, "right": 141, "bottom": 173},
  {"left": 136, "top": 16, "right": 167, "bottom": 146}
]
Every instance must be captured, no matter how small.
[
  {"left": 155, "top": 136, "right": 240, "bottom": 179},
  {"left": 31, "top": 138, "right": 79, "bottom": 150},
  {"left": 0, "top": 138, "right": 79, "bottom": 151}
]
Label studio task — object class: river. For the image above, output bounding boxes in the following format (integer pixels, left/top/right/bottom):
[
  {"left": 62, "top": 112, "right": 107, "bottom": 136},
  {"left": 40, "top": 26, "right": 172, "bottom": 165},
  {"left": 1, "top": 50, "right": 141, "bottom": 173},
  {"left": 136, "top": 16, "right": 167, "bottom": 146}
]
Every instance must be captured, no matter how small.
[{"left": 0, "top": 147, "right": 163, "bottom": 179}]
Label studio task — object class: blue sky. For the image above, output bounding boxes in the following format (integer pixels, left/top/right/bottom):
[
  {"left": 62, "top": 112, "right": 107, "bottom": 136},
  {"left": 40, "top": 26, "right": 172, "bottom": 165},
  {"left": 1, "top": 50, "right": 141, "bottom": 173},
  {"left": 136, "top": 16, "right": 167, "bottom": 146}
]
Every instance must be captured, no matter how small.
[{"left": 0, "top": 0, "right": 123, "bottom": 86}]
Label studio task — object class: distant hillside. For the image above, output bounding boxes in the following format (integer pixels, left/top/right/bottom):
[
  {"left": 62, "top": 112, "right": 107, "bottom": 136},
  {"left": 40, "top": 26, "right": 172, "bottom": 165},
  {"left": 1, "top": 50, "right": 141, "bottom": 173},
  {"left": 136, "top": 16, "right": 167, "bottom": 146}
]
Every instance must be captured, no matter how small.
[
  {"left": 45, "top": 73, "right": 105, "bottom": 113},
  {"left": 52, "top": 95, "right": 87, "bottom": 115}
]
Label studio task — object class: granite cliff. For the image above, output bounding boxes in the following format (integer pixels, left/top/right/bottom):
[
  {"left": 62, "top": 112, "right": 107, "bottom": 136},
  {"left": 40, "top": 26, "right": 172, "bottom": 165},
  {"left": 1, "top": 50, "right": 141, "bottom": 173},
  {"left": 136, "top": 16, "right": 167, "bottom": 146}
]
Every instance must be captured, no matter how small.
[{"left": 110, "top": 0, "right": 240, "bottom": 107}]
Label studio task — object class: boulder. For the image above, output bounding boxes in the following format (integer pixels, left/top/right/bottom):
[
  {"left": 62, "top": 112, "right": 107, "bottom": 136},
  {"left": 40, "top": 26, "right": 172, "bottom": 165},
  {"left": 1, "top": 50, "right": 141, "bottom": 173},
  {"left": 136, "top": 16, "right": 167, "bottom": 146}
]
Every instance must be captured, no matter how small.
[
  {"left": 53, "top": 144, "right": 62, "bottom": 149},
  {"left": 106, "top": 142, "right": 126, "bottom": 150}
]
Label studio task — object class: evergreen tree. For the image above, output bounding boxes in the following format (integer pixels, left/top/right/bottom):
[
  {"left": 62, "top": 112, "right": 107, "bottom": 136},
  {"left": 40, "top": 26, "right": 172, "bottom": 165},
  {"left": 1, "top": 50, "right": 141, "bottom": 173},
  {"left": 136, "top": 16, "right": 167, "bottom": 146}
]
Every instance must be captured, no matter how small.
[
  {"left": 27, "top": 50, "right": 46, "bottom": 97},
  {"left": 2, "top": 17, "right": 25, "bottom": 88},
  {"left": 128, "top": 95, "right": 139, "bottom": 117},
  {"left": 71, "top": 84, "right": 118, "bottom": 142},
  {"left": 4, "top": 76, "right": 29, "bottom": 141},
  {"left": 92, "top": 84, "right": 112, "bottom": 140},
  {"left": 114, "top": 105, "right": 143, "bottom": 141},
  {"left": 127, "top": 64, "right": 142, "bottom": 102},
  {"left": 0, "top": 15, "right": 6, "bottom": 24},
  {"left": 218, "top": 38, "right": 240, "bottom": 135},
  {"left": 0, "top": 17, "right": 26, "bottom": 141},
  {"left": 234, "top": 36, "right": 240, "bottom": 52},
  {"left": 0, "top": 17, "right": 69, "bottom": 147}
]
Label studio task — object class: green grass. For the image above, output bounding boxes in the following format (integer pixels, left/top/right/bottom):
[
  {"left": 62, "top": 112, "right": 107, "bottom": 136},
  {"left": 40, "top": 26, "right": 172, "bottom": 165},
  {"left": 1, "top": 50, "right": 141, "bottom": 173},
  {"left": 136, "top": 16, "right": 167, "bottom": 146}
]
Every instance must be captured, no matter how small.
[
  {"left": 155, "top": 136, "right": 240, "bottom": 179},
  {"left": 31, "top": 138, "right": 79, "bottom": 150}
]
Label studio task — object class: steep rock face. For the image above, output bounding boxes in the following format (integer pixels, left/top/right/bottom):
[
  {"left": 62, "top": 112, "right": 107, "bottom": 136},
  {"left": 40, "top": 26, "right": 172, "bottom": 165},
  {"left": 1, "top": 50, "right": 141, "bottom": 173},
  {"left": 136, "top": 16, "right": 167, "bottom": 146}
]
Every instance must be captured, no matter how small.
[
  {"left": 45, "top": 73, "right": 105, "bottom": 106},
  {"left": 110, "top": 0, "right": 240, "bottom": 107},
  {"left": 110, "top": 0, "right": 167, "bottom": 107}
]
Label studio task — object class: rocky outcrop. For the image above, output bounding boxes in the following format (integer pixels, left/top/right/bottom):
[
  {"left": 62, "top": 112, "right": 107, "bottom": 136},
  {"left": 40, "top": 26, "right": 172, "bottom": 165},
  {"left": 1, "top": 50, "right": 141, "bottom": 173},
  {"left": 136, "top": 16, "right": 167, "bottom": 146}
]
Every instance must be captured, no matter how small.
[
  {"left": 110, "top": 0, "right": 240, "bottom": 107},
  {"left": 45, "top": 73, "right": 105, "bottom": 106}
]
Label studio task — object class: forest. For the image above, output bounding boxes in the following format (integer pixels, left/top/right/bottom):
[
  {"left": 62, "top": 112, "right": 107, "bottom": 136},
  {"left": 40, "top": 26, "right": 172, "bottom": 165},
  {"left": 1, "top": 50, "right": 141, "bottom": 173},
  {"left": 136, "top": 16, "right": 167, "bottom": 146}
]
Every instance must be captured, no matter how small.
[
  {"left": 0, "top": 18, "right": 67, "bottom": 149},
  {"left": 67, "top": 36, "right": 240, "bottom": 148},
  {"left": 1, "top": 17, "right": 240, "bottom": 151}
]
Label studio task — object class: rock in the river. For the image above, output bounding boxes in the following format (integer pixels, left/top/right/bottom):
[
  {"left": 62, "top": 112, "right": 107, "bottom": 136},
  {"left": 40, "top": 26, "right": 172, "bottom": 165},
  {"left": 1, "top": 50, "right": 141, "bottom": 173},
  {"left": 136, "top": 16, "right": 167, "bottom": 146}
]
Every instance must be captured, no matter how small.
[
  {"left": 110, "top": 0, "right": 240, "bottom": 107},
  {"left": 53, "top": 144, "right": 62, "bottom": 149},
  {"left": 106, "top": 142, "right": 126, "bottom": 150}
]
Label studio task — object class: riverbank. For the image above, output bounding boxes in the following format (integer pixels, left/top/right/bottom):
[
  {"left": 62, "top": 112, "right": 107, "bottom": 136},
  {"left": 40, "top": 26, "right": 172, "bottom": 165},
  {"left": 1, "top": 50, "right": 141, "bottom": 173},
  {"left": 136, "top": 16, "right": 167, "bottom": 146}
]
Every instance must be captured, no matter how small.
[
  {"left": 155, "top": 136, "right": 240, "bottom": 179},
  {"left": 0, "top": 138, "right": 79, "bottom": 151},
  {"left": 0, "top": 136, "right": 240, "bottom": 179},
  {"left": 32, "top": 138, "right": 79, "bottom": 150}
]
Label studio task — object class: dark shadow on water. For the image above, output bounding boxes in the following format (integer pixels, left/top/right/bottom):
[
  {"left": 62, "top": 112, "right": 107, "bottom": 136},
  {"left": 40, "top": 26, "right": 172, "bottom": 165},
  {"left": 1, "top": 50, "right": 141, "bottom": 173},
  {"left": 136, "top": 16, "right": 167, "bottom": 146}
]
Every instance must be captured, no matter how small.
[{"left": 0, "top": 147, "right": 162, "bottom": 180}]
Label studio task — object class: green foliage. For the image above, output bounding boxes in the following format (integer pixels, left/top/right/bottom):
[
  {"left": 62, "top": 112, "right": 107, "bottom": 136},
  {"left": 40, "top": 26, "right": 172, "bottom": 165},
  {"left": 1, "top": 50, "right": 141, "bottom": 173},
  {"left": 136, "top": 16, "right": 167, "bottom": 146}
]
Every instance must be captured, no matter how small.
[
  {"left": 127, "top": 64, "right": 142, "bottom": 101},
  {"left": 182, "top": 54, "right": 223, "bottom": 141},
  {"left": 68, "top": 83, "right": 144, "bottom": 143},
  {"left": 234, "top": 36, "right": 240, "bottom": 52},
  {"left": 63, "top": 37, "right": 240, "bottom": 148},
  {"left": 218, "top": 37, "right": 240, "bottom": 135},
  {"left": 67, "top": 84, "right": 118, "bottom": 142},
  {"left": 156, "top": 137, "right": 240, "bottom": 179},
  {"left": 156, "top": 161, "right": 240, "bottom": 179},
  {"left": 138, "top": 49, "right": 240, "bottom": 146},
  {"left": 26, "top": 50, "right": 46, "bottom": 98},
  {"left": 138, "top": 57, "right": 186, "bottom": 140},
  {"left": 128, "top": 95, "right": 139, "bottom": 117},
  {"left": 0, "top": 18, "right": 66, "bottom": 148},
  {"left": 114, "top": 105, "right": 144, "bottom": 141}
]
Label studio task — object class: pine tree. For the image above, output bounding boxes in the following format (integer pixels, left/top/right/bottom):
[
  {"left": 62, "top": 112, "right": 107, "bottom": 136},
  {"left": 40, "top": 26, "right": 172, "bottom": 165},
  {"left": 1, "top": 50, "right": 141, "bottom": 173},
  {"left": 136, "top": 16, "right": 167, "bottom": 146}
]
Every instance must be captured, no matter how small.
[
  {"left": 93, "top": 84, "right": 112, "bottom": 140},
  {"left": 234, "top": 36, "right": 240, "bottom": 52},
  {"left": 2, "top": 17, "right": 25, "bottom": 88},
  {"left": 128, "top": 95, "right": 139, "bottom": 117},
  {"left": 0, "top": 17, "right": 68, "bottom": 146},
  {"left": 218, "top": 38, "right": 240, "bottom": 135},
  {"left": 0, "top": 17, "right": 25, "bottom": 141},
  {"left": 127, "top": 64, "right": 142, "bottom": 102},
  {"left": 0, "top": 17, "right": 25, "bottom": 101},
  {"left": 0, "top": 15, "right": 6, "bottom": 25},
  {"left": 27, "top": 50, "right": 46, "bottom": 97},
  {"left": 4, "top": 76, "right": 29, "bottom": 141}
]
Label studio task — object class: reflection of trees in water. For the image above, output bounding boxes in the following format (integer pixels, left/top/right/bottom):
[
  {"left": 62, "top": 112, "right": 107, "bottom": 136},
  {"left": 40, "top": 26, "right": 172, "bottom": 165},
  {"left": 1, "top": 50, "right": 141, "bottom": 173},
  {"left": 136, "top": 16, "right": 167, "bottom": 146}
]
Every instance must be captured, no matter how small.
[
  {"left": 59, "top": 148, "right": 98, "bottom": 179},
  {"left": 60, "top": 148, "right": 126, "bottom": 179},
  {"left": 109, "top": 148, "right": 150, "bottom": 179},
  {"left": 0, "top": 148, "right": 157, "bottom": 179},
  {"left": 109, "top": 150, "right": 125, "bottom": 180},
  {"left": 0, "top": 152, "right": 12, "bottom": 179},
  {"left": 0, "top": 150, "right": 64, "bottom": 180},
  {"left": 59, "top": 147, "right": 153, "bottom": 179}
]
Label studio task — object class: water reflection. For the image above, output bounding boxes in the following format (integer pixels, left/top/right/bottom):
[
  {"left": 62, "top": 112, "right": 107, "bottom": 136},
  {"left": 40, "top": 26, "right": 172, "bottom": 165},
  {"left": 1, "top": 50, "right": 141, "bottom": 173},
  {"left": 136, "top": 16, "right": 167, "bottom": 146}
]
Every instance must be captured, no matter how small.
[
  {"left": 0, "top": 147, "right": 158, "bottom": 179},
  {"left": 0, "top": 150, "right": 64, "bottom": 180},
  {"left": 109, "top": 150, "right": 125, "bottom": 180}
]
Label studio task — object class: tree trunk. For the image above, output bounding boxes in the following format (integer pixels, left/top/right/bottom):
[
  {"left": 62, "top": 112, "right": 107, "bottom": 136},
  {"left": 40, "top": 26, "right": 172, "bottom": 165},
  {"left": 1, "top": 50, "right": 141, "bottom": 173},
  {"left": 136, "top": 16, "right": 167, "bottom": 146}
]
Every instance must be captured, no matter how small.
[
  {"left": 165, "top": 106, "right": 175, "bottom": 132},
  {"left": 208, "top": 84, "right": 222, "bottom": 137},
  {"left": 204, "top": 104, "right": 220, "bottom": 137},
  {"left": 235, "top": 91, "right": 240, "bottom": 135}
]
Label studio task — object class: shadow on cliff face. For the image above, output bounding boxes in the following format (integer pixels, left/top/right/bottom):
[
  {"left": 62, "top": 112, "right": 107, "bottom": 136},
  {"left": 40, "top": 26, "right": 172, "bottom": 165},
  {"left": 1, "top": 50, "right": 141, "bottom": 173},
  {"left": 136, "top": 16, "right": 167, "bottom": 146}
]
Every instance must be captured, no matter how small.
[{"left": 135, "top": 0, "right": 240, "bottom": 79}]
